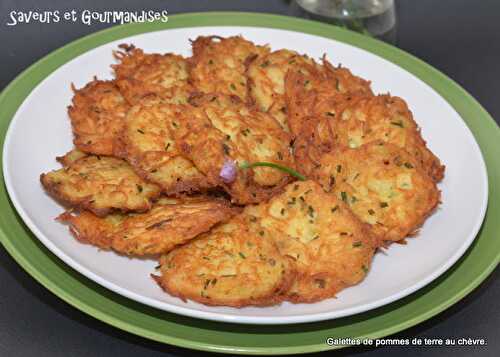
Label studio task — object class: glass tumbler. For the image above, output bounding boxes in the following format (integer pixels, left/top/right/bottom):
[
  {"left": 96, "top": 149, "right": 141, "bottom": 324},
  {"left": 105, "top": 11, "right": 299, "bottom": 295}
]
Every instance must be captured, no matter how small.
[{"left": 295, "top": 0, "right": 397, "bottom": 44}]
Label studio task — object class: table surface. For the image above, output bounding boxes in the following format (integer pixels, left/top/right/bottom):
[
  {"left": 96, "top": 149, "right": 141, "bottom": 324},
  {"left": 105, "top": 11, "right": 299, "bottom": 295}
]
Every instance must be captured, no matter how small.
[{"left": 0, "top": 0, "right": 498, "bottom": 356}]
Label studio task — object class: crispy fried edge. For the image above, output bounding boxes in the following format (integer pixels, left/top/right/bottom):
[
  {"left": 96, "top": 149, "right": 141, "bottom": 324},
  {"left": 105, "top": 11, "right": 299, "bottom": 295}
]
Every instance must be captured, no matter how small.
[
  {"left": 57, "top": 210, "right": 114, "bottom": 249},
  {"left": 152, "top": 259, "right": 296, "bottom": 308}
]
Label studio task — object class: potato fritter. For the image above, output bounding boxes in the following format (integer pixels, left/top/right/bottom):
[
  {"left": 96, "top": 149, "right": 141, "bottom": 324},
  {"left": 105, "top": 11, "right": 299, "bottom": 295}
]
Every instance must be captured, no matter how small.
[
  {"left": 41, "top": 152, "right": 161, "bottom": 216},
  {"left": 246, "top": 180, "right": 376, "bottom": 303},
  {"left": 116, "top": 96, "right": 212, "bottom": 195},
  {"left": 312, "top": 142, "right": 440, "bottom": 243},
  {"left": 189, "top": 36, "right": 270, "bottom": 100},
  {"left": 286, "top": 67, "right": 444, "bottom": 181},
  {"left": 113, "top": 45, "right": 192, "bottom": 105},
  {"left": 285, "top": 58, "right": 373, "bottom": 138},
  {"left": 68, "top": 79, "right": 130, "bottom": 156},
  {"left": 174, "top": 93, "right": 295, "bottom": 204},
  {"left": 246, "top": 49, "right": 316, "bottom": 130},
  {"left": 153, "top": 212, "right": 295, "bottom": 307},
  {"left": 58, "top": 196, "right": 239, "bottom": 255},
  {"left": 331, "top": 95, "right": 444, "bottom": 182}
]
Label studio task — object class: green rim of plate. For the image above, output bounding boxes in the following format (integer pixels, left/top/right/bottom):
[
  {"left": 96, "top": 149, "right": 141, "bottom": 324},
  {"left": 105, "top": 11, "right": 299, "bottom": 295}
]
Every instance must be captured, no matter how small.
[{"left": 0, "top": 12, "right": 499, "bottom": 355}]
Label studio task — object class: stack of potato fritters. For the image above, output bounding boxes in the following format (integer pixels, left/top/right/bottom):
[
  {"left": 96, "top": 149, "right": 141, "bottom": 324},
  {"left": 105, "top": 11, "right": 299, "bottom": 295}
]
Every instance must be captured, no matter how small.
[{"left": 41, "top": 35, "right": 443, "bottom": 307}]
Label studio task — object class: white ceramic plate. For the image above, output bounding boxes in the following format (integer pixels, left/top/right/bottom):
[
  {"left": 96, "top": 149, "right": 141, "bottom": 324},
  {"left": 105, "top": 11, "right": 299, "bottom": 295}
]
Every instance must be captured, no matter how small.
[{"left": 2, "top": 26, "right": 488, "bottom": 325}]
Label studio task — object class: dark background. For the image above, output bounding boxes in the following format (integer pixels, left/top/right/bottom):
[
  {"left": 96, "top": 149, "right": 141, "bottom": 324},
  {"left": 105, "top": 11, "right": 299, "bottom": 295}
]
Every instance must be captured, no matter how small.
[{"left": 0, "top": 0, "right": 498, "bottom": 356}]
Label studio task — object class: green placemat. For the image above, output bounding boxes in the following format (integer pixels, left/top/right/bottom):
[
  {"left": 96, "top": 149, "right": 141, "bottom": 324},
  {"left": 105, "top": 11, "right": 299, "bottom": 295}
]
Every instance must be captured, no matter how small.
[{"left": 0, "top": 12, "right": 499, "bottom": 355}]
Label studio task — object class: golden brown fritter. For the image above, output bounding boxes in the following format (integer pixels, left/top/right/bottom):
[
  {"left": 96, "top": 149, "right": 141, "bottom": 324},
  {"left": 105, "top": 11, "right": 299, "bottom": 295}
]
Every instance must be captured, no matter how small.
[
  {"left": 189, "top": 36, "right": 270, "bottom": 100},
  {"left": 173, "top": 93, "right": 295, "bottom": 204},
  {"left": 58, "top": 196, "right": 240, "bottom": 255},
  {"left": 68, "top": 79, "right": 130, "bottom": 156},
  {"left": 246, "top": 180, "right": 376, "bottom": 303},
  {"left": 332, "top": 95, "right": 444, "bottom": 182},
  {"left": 312, "top": 142, "right": 441, "bottom": 243},
  {"left": 113, "top": 45, "right": 193, "bottom": 105},
  {"left": 285, "top": 57, "right": 373, "bottom": 138},
  {"left": 153, "top": 212, "right": 295, "bottom": 307},
  {"left": 59, "top": 209, "right": 125, "bottom": 249},
  {"left": 286, "top": 67, "right": 443, "bottom": 181},
  {"left": 246, "top": 49, "right": 316, "bottom": 130},
  {"left": 41, "top": 152, "right": 161, "bottom": 216},
  {"left": 116, "top": 96, "right": 212, "bottom": 195}
]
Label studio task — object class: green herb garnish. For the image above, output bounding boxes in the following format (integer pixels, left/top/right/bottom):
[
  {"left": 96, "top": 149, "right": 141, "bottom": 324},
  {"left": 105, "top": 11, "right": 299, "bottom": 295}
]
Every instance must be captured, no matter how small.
[
  {"left": 329, "top": 175, "right": 336, "bottom": 188},
  {"left": 307, "top": 205, "right": 315, "bottom": 218},
  {"left": 260, "top": 60, "right": 270, "bottom": 68},
  {"left": 204, "top": 279, "right": 211, "bottom": 289},
  {"left": 239, "top": 161, "right": 306, "bottom": 181}
]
